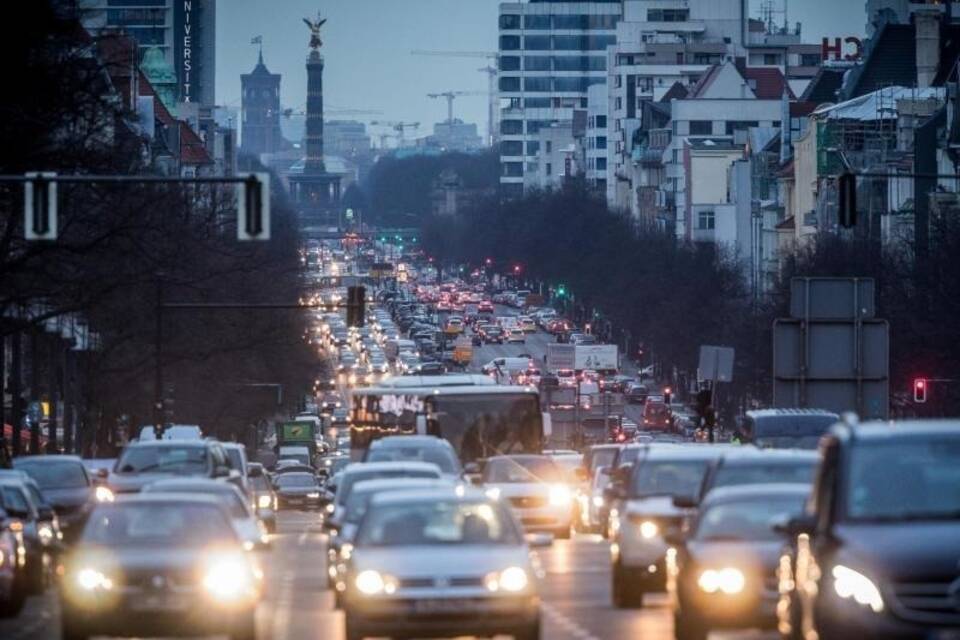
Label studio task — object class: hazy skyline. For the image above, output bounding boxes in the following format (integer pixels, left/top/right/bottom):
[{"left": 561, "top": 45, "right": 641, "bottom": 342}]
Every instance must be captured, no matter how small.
[{"left": 216, "top": 0, "right": 867, "bottom": 144}]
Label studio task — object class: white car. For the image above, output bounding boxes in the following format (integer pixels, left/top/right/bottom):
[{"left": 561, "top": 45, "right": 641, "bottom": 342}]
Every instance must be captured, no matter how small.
[
  {"left": 507, "top": 328, "right": 526, "bottom": 343},
  {"left": 476, "top": 455, "right": 573, "bottom": 539},
  {"left": 340, "top": 486, "right": 542, "bottom": 640},
  {"left": 327, "top": 461, "right": 444, "bottom": 524},
  {"left": 517, "top": 317, "right": 537, "bottom": 334},
  {"left": 142, "top": 478, "right": 270, "bottom": 551},
  {"left": 609, "top": 446, "right": 728, "bottom": 608}
]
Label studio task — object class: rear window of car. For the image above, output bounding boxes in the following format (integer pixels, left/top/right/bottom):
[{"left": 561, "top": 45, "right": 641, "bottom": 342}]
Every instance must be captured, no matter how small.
[{"left": 15, "top": 460, "right": 89, "bottom": 489}]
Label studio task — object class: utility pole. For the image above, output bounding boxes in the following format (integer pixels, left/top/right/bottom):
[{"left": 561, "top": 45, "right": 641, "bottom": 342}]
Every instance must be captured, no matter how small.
[{"left": 154, "top": 274, "right": 165, "bottom": 435}]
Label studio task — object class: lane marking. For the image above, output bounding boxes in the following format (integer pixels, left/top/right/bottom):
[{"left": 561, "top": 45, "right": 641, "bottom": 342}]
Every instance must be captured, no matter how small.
[{"left": 542, "top": 602, "right": 602, "bottom": 640}]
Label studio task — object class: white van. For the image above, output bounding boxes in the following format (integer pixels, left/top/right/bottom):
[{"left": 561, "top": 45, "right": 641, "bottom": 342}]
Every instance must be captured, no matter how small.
[{"left": 481, "top": 357, "right": 533, "bottom": 377}]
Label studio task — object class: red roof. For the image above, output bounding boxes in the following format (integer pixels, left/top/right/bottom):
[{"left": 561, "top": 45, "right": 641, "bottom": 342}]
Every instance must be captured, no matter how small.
[
  {"left": 179, "top": 121, "right": 213, "bottom": 165},
  {"left": 789, "top": 101, "right": 818, "bottom": 118},
  {"left": 137, "top": 71, "right": 176, "bottom": 126},
  {"left": 742, "top": 67, "right": 795, "bottom": 100}
]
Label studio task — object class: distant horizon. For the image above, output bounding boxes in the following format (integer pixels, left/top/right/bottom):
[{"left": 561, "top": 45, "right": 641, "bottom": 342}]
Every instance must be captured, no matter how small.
[{"left": 217, "top": 0, "right": 866, "bottom": 144}]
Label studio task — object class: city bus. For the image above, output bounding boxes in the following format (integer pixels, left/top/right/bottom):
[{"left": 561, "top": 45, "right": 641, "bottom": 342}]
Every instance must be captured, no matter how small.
[{"left": 349, "top": 376, "right": 550, "bottom": 464}]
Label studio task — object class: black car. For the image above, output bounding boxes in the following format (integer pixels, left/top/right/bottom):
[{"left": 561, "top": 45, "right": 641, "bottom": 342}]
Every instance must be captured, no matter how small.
[
  {"left": 60, "top": 495, "right": 261, "bottom": 640},
  {"left": 0, "top": 478, "right": 51, "bottom": 596},
  {"left": 781, "top": 420, "right": 960, "bottom": 640},
  {"left": 108, "top": 440, "right": 242, "bottom": 495},
  {"left": 696, "top": 449, "right": 818, "bottom": 504},
  {"left": 273, "top": 472, "right": 324, "bottom": 510},
  {"left": 0, "top": 506, "right": 29, "bottom": 617},
  {"left": 667, "top": 484, "right": 810, "bottom": 640},
  {"left": 13, "top": 455, "right": 93, "bottom": 542},
  {"left": 482, "top": 327, "right": 504, "bottom": 344}
]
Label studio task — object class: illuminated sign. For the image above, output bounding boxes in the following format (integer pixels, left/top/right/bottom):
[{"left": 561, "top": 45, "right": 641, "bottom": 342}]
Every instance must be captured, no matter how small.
[{"left": 822, "top": 37, "right": 863, "bottom": 62}]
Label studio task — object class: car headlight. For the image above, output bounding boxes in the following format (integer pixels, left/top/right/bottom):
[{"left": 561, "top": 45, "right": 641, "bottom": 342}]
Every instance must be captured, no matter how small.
[
  {"left": 76, "top": 567, "right": 114, "bottom": 592},
  {"left": 698, "top": 568, "right": 745, "bottom": 594},
  {"left": 832, "top": 565, "right": 884, "bottom": 613},
  {"left": 38, "top": 523, "right": 55, "bottom": 546},
  {"left": 484, "top": 566, "right": 529, "bottom": 593},
  {"left": 325, "top": 503, "right": 336, "bottom": 514},
  {"left": 203, "top": 553, "right": 257, "bottom": 602},
  {"left": 355, "top": 570, "right": 397, "bottom": 595},
  {"left": 592, "top": 495, "right": 604, "bottom": 508},
  {"left": 639, "top": 520, "right": 659, "bottom": 539},
  {"left": 95, "top": 486, "right": 115, "bottom": 503},
  {"left": 307, "top": 492, "right": 321, "bottom": 499},
  {"left": 485, "top": 487, "right": 501, "bottom": 501},
  {"left": 549, "top": 485, "right": 572, "bottom": 507},
  {"left": 257, "top": 494, "right": 272, "bottom": 510}
]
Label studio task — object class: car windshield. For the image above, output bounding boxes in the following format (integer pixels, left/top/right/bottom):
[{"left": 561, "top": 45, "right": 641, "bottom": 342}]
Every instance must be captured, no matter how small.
[
  {"left": 225, "top": 449, "right": 244, "bottom": 471},
  {"left": 367, "top": 446, "right": 461, "bottom": 474},
  {"left": 631, "top": 459, "right": 710, "bottom": 498},
  {"left": 355, "top": 500, "right": 520, "bottom": 547},
  {"left": 82, "top": 503, "right": 235, "bottom": 547},
  {"left": 337, "top": 469, "right": 440, "bottom": 505},
  {"left": 696, "top": 496, "right": 806, "bottom": 542},
  {"left": 116, "top": 446, "right": 208, "bottom": 474},
  {"left": 250, "top": 475, "right": 271, "bottom": 491},
  {"left": 846, "top": 437, "right": 960, "bottom": 521},
  {"left": 484, "top": 457, "right": 562, "bottom": 483},
  {"left": 15, "top": 460, "right": 89, "bottom": 489},
  {"left": 276, "top": 474, "right": 316, "bottom": 488},
  {"left": 713, "top": 462, "right": 816, "bottom": 490},
  {"left": 588, "top": 448, "right": 619, "bottom": 472},
  {"left": 148, "top": 486, "right": 248, "bottom": 519}
]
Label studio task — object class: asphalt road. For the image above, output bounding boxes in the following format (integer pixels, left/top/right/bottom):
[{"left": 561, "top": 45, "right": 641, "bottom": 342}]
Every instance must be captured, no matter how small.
[{"left": 1, "top": 508, "right": 776, "bottom": 640}]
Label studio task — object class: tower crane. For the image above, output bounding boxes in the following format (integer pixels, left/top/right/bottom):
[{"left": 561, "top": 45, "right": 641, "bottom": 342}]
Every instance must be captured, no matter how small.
[
  {"left": 412, "top": 50, "right": 500, "bottom": 145},
  {"left": 370, "top": 121, "right": 420, "bottom": 148},
  {"left": 427, "top": 91, "right": 487, "bottom": 124}
]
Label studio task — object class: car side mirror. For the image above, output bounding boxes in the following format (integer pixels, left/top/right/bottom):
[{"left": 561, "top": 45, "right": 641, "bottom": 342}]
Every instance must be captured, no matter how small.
[
  {"left": 323, "top": 517, "right": 340, "bottom": 532},
  {"left": 672, "top": 495, "right": 698, "bottom": 510},
  {"left": 778, "top": 514, "right": 816, "bottom": 537},
  {"left": 96, "top": 468, "right": 110, "bottom": 480},
  {"left": 213, "top": 466, "right": 231, "bottom": 478}
]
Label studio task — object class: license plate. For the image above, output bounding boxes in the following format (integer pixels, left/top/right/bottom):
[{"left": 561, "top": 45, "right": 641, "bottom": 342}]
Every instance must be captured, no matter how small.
[
  {"left": 131, "top": 595, "right": 187, "bottom": 612},
  {"left": 287, "top": 499, "right": 303, "bottom": 504},
  {"left": 413, "top": 599, "right": 477, "bottom": 614}
]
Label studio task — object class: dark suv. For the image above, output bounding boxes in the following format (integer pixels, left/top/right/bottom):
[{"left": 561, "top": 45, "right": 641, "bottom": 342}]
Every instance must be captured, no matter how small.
[
  {"left": 780, "top": 420, "right": 960, "bottom": 640},
  {"left": 108, "top": 440, "right": 241, "bottom": 495}
]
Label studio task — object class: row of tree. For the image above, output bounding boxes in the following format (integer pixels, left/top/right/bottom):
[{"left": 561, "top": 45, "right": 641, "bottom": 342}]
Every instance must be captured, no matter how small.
[{"left": 0, "top": 3, "right": 314, "bottom": 454}]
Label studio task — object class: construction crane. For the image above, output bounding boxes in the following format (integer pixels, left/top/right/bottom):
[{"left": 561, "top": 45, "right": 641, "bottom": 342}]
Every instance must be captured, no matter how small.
[
  {"left": 427, "top": 91, "right": 487, "bottom": 124},
  {"left": 412, "top": 50, "right": 500, "bottom": 145},
  {"left": 281, "top": 107, "right": 382, "bottom": 118},
  {"left": 370, "top": 121, "right": 420, "bottom": 147}
]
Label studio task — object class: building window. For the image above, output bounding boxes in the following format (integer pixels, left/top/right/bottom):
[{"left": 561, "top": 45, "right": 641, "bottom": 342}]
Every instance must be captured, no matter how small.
[
  {"left": 587, "top": 15, "right": 619, "bottom": 29},
  {"left": 524, "top": 77, "right": 552, "bottom": 92},
  {"left": 526, "top": 120, "right": 554, "bottom": 135},
  {"left": 553, "top": 15, "right": 587, "bottom": 30},
  {"left": 725, "top": 120, "right": 759, "bottom": 135},
  {"left": 596, "top": 158, "right": 607, "bottom": 171},
  {"left": 546, "top": 163, "right": 553, "bottom": 175},
  {"left": 501, "top": 120, "right": 523, "bottom": 135},
  {"left": 689, "top": 121, "right": 712, "bottom": 135},
  {"left": 499, "top": 14, "right": 521, "bottom": 30},
  {"left": 763, "top": 53, "right": 781, "bottom": 65},
  {"left": 525, "top": 35, "right": 552, "bottom": 51},
  {"left": 499, "top": 35, "right": 520, "bottom": 51},
  {"left": 524, "top": 56, "right": 552, "bottom": 71},
  {"left": 500, "top": 140, "right": 524, "bottom": 156},
  {"left": 596, "top": 136, "right": 607, "bottom": 149},
  {"left": 526, "top": 141, "right": 540, "bottom": 156},
  {"left": 615, "top": 97, "right": 623, "bottom": 110},
  {"left": 545, "top": 141, "right": 553, "bottom": 153},
  {"left": 524, "top": 15, "right": 551, "bottom": 30},
  {"left": 503, "top": 162, "right": 524, "bottom": 178},
  {"left": 596, "top": 115, "right": 607, "bottom": 128},
  {"left": 500, "top": 56, "right": 520, "bottom": 71},
  {"left": 525, "top": 98, "right": 551, "bottom": 108},
  {"left": 647, "top": 9, "right": 689, "bottom": 22},
  {"left": 698, "top": 210, "right": 716, "bottom": 230},
  {"left": 499, "top": 76, "right": 521, "bottom": 92},
  {"left": 800, "top": 53, "right": 821, "bottom": 66}
]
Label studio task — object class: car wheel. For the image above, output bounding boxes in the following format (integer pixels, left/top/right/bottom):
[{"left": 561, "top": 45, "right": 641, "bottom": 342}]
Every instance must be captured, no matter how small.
[
  {"left": 230, "top": 611, "right": 257, "bottom": 640},
  {"left": 513, "top": 617, "right": 541, "bottom": 640},
  {"left": 612, "top": 560, "right": 643, "bottom": 608},
  {"left": 673, "top": 611, "right": 707, "bottom": 640}
]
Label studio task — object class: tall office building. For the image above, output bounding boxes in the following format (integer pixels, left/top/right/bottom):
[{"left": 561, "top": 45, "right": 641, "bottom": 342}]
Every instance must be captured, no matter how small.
[
  {"left": 498, "top": 0, "right": 623, "bottom": 197},
  {"left": 79, "top": 0, "right": 216, "bottom": 107}
]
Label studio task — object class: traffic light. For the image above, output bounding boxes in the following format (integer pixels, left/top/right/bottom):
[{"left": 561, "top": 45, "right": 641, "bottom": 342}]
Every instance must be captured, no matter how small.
[
  {"left": 663, "top": 387, "right": 672, "bottom": 405},
  {"left": 914, "top": 378, "right": 927, "bottom": 403},
  {"left": 557, "top": 284, "right": 567, "bottom": 297},
  {"left": 838, "top": 172, "right": 857, "bottom": 229},
  {"left": 346, "top": 286, "right": 366, "bottom": 328},
  {"left": 24, "top": 172, "right": 58, "bottom": 241},
  {"left": 237, "top": 172, "right": 271, "bottom": 241}
]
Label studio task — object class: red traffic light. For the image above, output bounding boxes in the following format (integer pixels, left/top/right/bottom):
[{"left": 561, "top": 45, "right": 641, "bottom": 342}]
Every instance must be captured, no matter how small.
[{"left": 914, "top": 378, "right": 927, "bottom": 403}]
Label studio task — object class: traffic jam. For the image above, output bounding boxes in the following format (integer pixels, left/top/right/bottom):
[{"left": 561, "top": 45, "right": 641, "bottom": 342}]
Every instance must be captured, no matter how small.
[{"left": 1, "top": 236, "right": 958, "bottom": 640}]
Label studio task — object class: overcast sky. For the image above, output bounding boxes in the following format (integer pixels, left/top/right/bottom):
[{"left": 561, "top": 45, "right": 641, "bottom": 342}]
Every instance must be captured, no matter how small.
[{"left": 216, "top": 0, "right": 867, "bottom": 142}]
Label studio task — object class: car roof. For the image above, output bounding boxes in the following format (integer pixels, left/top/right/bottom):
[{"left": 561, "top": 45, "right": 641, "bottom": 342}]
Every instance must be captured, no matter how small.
[
  {"left": 747, "top": 408, "right": 839, "bottom": 418},
  {"left": 701, "top": 483, "right": 812, "bottom": 506},
  {"left": 836, "top": 419, "right": 960, "bottom": 441},
  {"left": 113, "top": 493, "right": 225, "bottom": 506},
  {"left": 642, "top": 445, "right": 740, "bottom": 461},
  {"left": 14, "top": 455, "right": 86, "bottom": 464},
  {"left": 125, "top": 439, "right": 210, "bottom": 449},
  {"left": 724, "top": 448, "right": 819, "bottom": 464},
  {"left": 341, "top": 461, "right": 442, "bottom": 475},
  {"left": 221, "top": 442, "right": 246, "bottom": 450},
  {"left": 369, "top": 486, "right": 486, "bottom": 506},
  {"left": 369, "top": 435, "right": 454, "bottom": 449},
  {"left": 350, "top": 477, "right": 453, "bottom": 495}
]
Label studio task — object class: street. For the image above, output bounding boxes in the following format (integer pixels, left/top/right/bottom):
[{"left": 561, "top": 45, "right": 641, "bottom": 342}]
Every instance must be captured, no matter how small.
[{"left": 0, "top": 509, "right": 776, "bottom": 640}]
